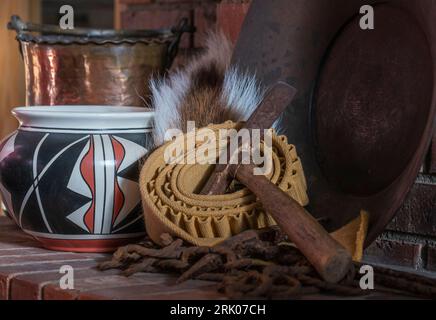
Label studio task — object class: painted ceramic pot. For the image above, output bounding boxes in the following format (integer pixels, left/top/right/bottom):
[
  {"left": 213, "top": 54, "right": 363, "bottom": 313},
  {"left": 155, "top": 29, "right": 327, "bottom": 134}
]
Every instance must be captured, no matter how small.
[{"left": 0, "top": 106, "right": 154, "bottom": 252}]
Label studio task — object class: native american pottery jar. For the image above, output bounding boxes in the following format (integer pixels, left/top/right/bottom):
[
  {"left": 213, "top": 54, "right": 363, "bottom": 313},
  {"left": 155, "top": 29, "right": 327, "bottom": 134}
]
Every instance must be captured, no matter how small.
[
  {"left": 0, "top": 106, "right": 154, "bottom": 252},
  {"left": 7, "top": 15, "right": 190, "bottom": 107}
]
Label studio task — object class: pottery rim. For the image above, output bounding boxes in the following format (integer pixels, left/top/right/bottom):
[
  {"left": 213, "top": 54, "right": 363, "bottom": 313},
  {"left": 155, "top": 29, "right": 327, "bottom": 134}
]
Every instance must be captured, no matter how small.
[{"left": 12, "top": 105, "right": 155, "bottom": 130}]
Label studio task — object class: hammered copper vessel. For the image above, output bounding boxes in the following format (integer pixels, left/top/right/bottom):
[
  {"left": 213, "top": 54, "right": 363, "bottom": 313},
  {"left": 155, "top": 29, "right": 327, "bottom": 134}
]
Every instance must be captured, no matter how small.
[{"left": 8, "top": 15, "right": 190, "bottom": 107}]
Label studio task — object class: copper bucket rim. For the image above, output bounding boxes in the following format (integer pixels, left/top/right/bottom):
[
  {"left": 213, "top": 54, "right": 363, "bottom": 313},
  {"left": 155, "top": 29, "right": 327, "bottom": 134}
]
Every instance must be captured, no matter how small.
[
  {"left": 7, "top": 15, "right": 193, "bottom": 46},
  {"left": 7, "top": 15, "right": 194, "bottom": 71}
]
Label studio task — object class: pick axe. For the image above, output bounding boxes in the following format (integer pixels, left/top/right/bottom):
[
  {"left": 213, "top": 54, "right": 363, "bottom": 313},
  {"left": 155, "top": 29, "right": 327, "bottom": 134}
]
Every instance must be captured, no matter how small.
[{"left": 200, "top": 82, "right": 352, "bottom": 283}]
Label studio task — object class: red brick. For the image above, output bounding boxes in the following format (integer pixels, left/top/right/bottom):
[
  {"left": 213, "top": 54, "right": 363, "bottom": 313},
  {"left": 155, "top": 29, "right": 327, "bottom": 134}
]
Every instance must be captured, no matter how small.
[
  {"left": 10, "top": 266, "right": 119, "bottom": 300},
  {"left": 217, "top": 0, "right": 251, "bottom": 43},
  {"left": 0, "top": 247, "right": 50, "bottom": 257},
  {"left": 387, "top": 182, "right": 436, "bottom": 237},
  {"left": 155, "top": 0, "right": 203, "bottom": 3},
  {"left": 0, "top": 251, "right": 105, "bottom": 267},
  {"left": 194, "top": 3, "right": 217, "bottom": 47},
  {"left": 0, "top": 260, "right": 100, "bottom": 300},
  {"left": 0, "top": 242, "right": 39, "bottom": 250},
  {"left": 363, "top": 238, "right": 423, "bottom": 268},
  {"left": 430, "top": 132, "right": 436, "bottom": 174},
  {"left": 0, "top": 221, "right": 39, "bottom": 248},
  {"left": 0, "top": 230, "right": 38, "bottom": 244},
  {"left": 0, "top": 217, "right": 224, "bottom": 301},
  {"left": 120, "top": 1, "right": 218, "bottom": 49},
  {"left": 426, "top": 245, "right": 436, "bottom": 272},
  {"left": 122, "top": 6, "right": 191, "bottom": 30},
  {"left": 0, "top": 231, "right": 39, "bottom": 249},
  {"left": 43, "top": 272, "right": 175, "bottom": 300},
  {"left": 121, "top": 7, "right": 193, "bottom": 48},
  {"left": 171, "top": 48, "right": 200, "bottom": 69},
  {"left": 77, "top": 278, "right": 220, "bottom": 300},
  {"left": 119, "top": 0, "right": 153, "bottom": 4},
  {"left": 80, "top": 285, "right": 222, "bottom": 300},
  {"left": 0, "top": 218, "right": 16, "bottom": 230},
  {"left": 42, "top": 270, "right": 223, "bottom": 300}
]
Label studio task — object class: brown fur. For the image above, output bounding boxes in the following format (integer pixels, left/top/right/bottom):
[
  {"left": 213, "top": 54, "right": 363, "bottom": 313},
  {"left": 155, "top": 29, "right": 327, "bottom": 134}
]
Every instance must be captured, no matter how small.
[
  {"left": 179, "top": 87, "right": 241, "bottom": 129},
  {"left": 175, "top": 35, "right": 232, "bottom": 131},
  {"left": 150, "top": 32, "right": 263, "bottom": 146}
]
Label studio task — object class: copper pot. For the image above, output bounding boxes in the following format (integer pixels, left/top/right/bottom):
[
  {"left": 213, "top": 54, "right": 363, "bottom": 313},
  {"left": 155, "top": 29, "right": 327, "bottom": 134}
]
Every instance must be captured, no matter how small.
[{"left": 8, "top": 15, "right": 191, "bottom": 107}]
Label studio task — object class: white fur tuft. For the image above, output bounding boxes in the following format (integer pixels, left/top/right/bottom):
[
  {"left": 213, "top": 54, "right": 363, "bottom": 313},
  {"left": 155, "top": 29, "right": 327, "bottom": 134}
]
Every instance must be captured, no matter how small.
[
  {"left": 150, "top": 72, "right": 191, "bottom": 146},
  {"left": 150, "top": 32, "right": 264, "bottom": 146},
  {"left": 221, "top": 68, "right": 264, "bottom": 121}
]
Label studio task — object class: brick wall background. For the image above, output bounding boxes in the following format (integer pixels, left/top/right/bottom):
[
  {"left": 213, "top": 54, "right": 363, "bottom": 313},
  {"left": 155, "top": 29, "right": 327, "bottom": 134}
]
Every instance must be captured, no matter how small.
[
  {"left": 42, "top": 0, "right": 114, "bottom": 28},
  {"left": 116, "top": 0, "right": 436, "bottom": 274},
  {"left": 115, "top": 0, "right": 251, "bottom": 66},
  {"left": 364, "top": 175, "right": 436, "bottom": 273}
]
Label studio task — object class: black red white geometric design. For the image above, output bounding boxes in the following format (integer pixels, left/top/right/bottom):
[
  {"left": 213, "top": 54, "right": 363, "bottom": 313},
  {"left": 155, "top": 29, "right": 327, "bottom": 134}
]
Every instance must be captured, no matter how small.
[{"left": 0, "top": 129, "right": 151, "bottom": 244}]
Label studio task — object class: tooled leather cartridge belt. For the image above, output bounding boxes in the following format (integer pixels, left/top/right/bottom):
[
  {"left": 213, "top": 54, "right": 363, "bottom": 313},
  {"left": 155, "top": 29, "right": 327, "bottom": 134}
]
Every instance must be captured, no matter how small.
[{"left": 139, "top": 121, "right": 368, "bottom": 262}]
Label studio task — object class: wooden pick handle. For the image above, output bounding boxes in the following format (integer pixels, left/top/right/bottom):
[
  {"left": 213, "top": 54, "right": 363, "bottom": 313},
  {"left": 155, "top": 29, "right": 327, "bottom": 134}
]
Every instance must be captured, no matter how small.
[
  {"left": 201, "top": 82, "right": 298, "bottom": 195},
  {"left": 229, "top": 163, "right": 352, "bottom": 284}
]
